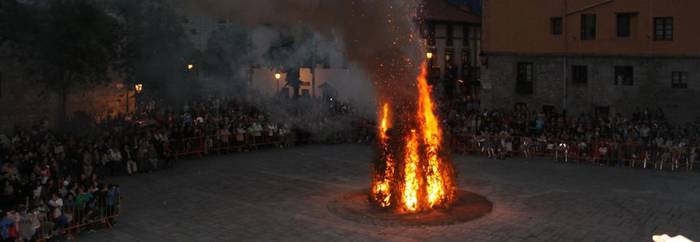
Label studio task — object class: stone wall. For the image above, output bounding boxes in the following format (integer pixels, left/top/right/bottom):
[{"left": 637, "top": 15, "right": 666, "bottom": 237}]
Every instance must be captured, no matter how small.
[{"left": 481, "top": 55, "right": 700, "bottom": 122}]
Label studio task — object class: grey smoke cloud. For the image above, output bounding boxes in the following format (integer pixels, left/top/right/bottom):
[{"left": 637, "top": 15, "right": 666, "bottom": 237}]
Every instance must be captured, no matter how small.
[{"left": 192, "top": 0, "right": 425, "bottom": 102}]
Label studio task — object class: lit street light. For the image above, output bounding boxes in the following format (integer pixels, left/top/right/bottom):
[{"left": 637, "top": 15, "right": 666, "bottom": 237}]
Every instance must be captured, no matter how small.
[
  {"left": 186, "top": 64, "right": 199, "bottom": 83},
  {"left": 275, "top": 72, "right": 282, "bottom": 93},
  {"left": 426, "top": 52, "right": 433, "bottom": 59},
  {"left": 134, "top": 83, "right": 143, "bottom": 94}
]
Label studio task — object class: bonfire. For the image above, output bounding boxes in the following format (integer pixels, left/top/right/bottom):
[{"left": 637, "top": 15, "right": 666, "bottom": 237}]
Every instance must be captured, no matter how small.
[{"left": 371, "top": 61, "right": 457, "bottom": 213}]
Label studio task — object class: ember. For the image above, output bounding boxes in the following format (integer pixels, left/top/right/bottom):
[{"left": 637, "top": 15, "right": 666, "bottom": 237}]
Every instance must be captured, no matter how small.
[{"left": 371, "top": 61, "right": 457, "bottom": 213}]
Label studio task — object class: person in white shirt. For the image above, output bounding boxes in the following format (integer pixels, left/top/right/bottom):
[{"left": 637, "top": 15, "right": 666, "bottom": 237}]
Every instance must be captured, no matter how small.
[{"left": 48, "top": 193, "right": 64, "bottom": 219}]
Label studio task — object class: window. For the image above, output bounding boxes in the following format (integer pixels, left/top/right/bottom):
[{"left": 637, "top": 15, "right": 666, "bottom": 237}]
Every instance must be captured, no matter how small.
[
  {"left": 427, "top": 23, "right": 436, "bottom": 46},
  {"left": 517, "top": 63, "right": 533, "bottom": 82},
  {"left": 616, "top": 13, "right": 634, "bottom": 37},
  {"left": 462, "top": 50, "right": 479, "bottom": 82},
  {"left": 516, "top": 62, "right": 534, "bottom": 94},
  {"left": 581, "top": 14, "right": 596, "bottom": 40},
  {"left": 614, "top": 66, "right": 634, "bottom": 86},
  {"left": 461, "top": 50, "right": 470, "bottom": 67},
  {"left": 420, "top": 22, "right": 430, "bottom": 38},
  {"left": 463, "top": 26, "right": 470, "bottom": 46},
  {"left": 464, "top": 26, "right": 480, "bottom": 46},
  {"left": 572, "top": 65, "right": 588, "bottom": 84},
  {"left": 551, "top": 17, "right": 562, "bottom": 35},
  {"left": 445, "top": 49, "right": 455, "bottom": 67},
  {"left": 654, "top": 17, "right": 673, "bottom": 41},
  {"left": 446, "top": 24, "right": 454, "bottom": 46},
  {"left": 672, "top": 71, "right": 688, "bottom": 89}
]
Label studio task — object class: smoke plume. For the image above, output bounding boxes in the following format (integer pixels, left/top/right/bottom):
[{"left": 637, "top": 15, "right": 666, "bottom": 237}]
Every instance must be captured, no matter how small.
[{"left": 192, "top": 0, "right": 425, "bottom": 103}]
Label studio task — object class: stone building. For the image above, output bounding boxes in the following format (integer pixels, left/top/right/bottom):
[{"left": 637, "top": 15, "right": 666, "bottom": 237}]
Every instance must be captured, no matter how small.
[
  {"left": 481, "top": 0, "right": 700, "bottom": 122},
  {"left": 419, "top": 0, "right": 483, "bottom": 100}
]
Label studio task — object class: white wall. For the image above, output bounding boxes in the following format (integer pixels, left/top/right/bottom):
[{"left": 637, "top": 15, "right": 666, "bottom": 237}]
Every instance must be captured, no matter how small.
[{"left": 250, "top": 65, "right": 377, "bottom": 115}]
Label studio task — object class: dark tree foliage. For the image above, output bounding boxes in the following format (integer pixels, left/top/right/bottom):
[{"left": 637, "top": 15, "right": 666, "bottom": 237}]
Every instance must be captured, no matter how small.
[
  {"left": 39, "top": 0, "right": 121, "bottom": 89},
  {"left": 2, "top": 0, "right": 203, "bottom": 116},
  {"left": 0, "top": 0, "right": 44, "bottom": 65},
  {"left": 42, "top": 0, "right": 121, "bottom": 120},
  {"left": 110, "top": 0, "right": 200, "bottom": 102},
  {"left": 1, "top": 0, "right": 121, "bottom": 121}
]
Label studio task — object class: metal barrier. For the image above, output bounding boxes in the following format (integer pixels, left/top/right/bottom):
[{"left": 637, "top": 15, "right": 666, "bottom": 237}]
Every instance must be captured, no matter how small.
[
  {"left": 173, "top": 136, "right": 205, "bottom": 159},
  {"left": 452, "top": 134, "right": 697, "bottom": 171},
  {"left": 0, "top": 195, "right": 122, "bottom": 242},
  {"left": 174, "top": 133, "right": 290, "bottom": 159}
]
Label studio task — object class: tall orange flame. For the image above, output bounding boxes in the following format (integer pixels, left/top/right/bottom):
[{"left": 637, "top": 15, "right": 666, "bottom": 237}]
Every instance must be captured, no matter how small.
[
  {"left": 372, "top": 103, "right": 394, "bottom": 207},
  {"left": 371, "top": 61, "right": 456, "bottom": 213},
  {"left": 416, "top": 62, "right": 452, "bottom": 207},
  {"left": 403, "top": 129, "right": 420, "bottom": 212},
  {"left": 379, "top": 103, "right": 390, "bottom": 141}
]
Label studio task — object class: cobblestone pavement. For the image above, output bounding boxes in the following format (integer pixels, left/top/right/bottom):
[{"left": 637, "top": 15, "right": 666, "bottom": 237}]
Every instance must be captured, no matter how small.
[{"left": 80, "top": 145, "right": 700, "bottom": 242}]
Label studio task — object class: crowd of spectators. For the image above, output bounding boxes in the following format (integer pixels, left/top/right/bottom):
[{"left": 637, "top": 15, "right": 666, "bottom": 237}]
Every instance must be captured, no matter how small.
[
  {"left": 0, "top": 95, "right": 370, "bottom": 241},
  {"left": 0, "top": 124, "right": 122, "bottom": 241},
  {"left": 441, "top": 100, "right": 699, "bottom": 170}
]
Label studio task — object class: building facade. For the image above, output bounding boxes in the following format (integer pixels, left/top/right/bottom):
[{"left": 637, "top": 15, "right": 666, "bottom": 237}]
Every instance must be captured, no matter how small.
[
  {"left": 420, "top": 0, "right": 482, "bottom": 101},
  {"left": 481, "top": 0, "right": 700, "bottom": 122}
]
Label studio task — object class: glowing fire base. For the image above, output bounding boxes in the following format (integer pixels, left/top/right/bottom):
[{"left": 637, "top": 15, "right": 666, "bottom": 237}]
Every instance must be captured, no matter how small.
[{"left": 328, "top": 189, "right": 492, "bottom": 226}]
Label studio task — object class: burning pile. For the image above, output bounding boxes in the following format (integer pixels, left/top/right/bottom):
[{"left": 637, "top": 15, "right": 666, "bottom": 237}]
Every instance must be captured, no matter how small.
[{"left": 371, "top": 61, "right": 457, "bottom": 213}]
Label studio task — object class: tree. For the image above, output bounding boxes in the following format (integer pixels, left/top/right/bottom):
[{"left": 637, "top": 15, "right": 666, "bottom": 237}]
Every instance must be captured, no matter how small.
[
  {"left": 31, "top": 0, "right": 121, "bottom": 122},
  {"left": 110, "top": 0, "right": 200, "bottom": 103},
  {"left": 0, "top": 0, "right": 43, "bottom": 68},
  {"left": 0, "top": 0, "right": 27, "bottom": 43}
]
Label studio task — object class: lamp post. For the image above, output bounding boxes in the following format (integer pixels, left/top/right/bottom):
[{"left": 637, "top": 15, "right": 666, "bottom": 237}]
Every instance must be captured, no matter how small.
[
  {"left": 275, "top": 72, "right": 282, "bottom": 94},
  {"left": 186, "top": 63, "right": 200, "bottom": 84},
  {"left": 134, "top": 83, "right": 143, "bottom": 94},
  {"left": 426, "top": 51, "right": 435, "bottom": 70},
  {"left": 133, "top": 82, "right": 142, "bottom": 112}
]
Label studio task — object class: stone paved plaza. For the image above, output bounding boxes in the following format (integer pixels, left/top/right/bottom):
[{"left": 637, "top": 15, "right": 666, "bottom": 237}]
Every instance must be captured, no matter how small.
[{"left": 81, "top": 145, "right": 700, "bottom": 242}]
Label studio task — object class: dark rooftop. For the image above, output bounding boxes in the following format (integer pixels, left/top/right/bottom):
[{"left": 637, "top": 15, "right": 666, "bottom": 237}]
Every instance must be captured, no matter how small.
[{"left": 420, "top": 0, "right": 481, "bottom": 23}]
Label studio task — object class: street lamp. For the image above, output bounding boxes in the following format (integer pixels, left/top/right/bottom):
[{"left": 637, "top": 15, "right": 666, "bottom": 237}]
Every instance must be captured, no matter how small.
[
  {"left": 134, "top": 83, "right": 143, "bottom": 94},
  {"left": 130, "top": 82, "right": 143, "bottom": 113},
  {"left": 275, "top": 72, "right": 282, "bottom": 93},
  {"left": 426, "top": 52, "right": 434, "bottom": 60},
  {"left": 187, "top": 64, "right": 194, "bottom": 70}
]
